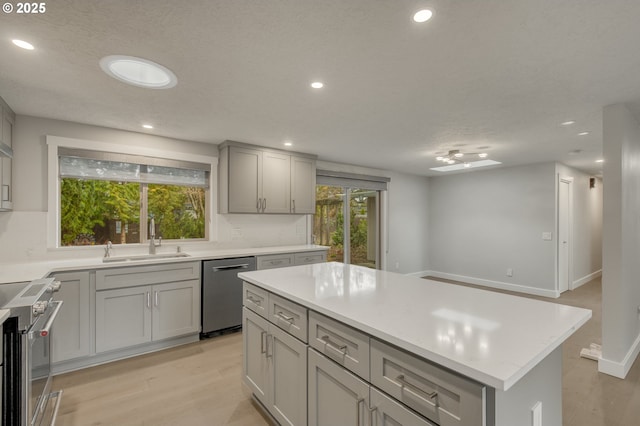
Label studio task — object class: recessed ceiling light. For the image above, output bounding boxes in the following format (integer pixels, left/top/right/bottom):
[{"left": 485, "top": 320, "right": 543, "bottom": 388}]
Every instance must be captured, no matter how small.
[
  {"left": 284, "top": 141, "right": 293, "bottom": 147},
  {"left": 454, "top": 152, "right": 464, "bottom": 158},
  {"left": 595, "top": 159, "right": 604, "bottom": 163},
  {"left": 561, "top": 120, "right": 576, "bottom": 126},
  {"left": 311, "top": 82, "right": 324, "bottom": 89},
  {"left": 12, "top": 39, "right": 34, "bottom": 50},
  {"left": 478, "top": 153, "right": 488, "bottom": 158},
  {"left": 142, "top": 124, "right": 153, "bottom": 129},
  {"left": 100, "top": 55, "right": 177, "bottom": 89},
  {"left": 578, "top": 131, "right": 590, "bottom": 136},
  {"left": 413, "top": 9, "right": 433, "bottom": 23}
]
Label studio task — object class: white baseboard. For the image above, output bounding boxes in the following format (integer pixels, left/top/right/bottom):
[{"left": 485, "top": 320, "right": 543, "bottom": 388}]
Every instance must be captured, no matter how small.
[
  {"left": 572, "top": 269, "right": 602, "bottom": 290},
  {"left": 424, "top": 271, "right": 560, "bottom": 298},
  {"left": 598, "top": 332, "right": 640, "bottom": 379}
]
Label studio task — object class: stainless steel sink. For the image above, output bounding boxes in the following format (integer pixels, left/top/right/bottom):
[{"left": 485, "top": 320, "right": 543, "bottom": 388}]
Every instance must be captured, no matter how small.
[{"left": 102, "top": 253, "right": 191, "bottom": 263}]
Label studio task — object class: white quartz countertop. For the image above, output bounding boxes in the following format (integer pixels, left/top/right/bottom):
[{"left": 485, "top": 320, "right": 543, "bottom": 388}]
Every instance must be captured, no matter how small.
[
  {"left": 0, "top": 309, "right": 9, "bottom": 325},
  {"left": 239, "top": 262, "right": 592, "bottom": 391},
  {"left": 0, "top": 245, "right": 328, "bottom": 284}
]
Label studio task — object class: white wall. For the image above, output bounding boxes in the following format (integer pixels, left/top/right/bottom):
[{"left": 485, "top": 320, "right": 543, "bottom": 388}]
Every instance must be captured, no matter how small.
[
  {"left": 599, "top": 103, "right": 640, "bottom": 378},
  {"left": 0, "top": 115, "right": 307, "bottom": 263},
  {"left": 316, "top": 160, "right": 430, "bottom": 275},
  {"left": 428, "top": 162, "right": 558, "bottom": 296}
]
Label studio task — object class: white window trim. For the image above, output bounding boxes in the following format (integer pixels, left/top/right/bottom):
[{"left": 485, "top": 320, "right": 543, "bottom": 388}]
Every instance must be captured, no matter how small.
[{"left": 46, "top": 135, "right": 218, "bottom": 249}]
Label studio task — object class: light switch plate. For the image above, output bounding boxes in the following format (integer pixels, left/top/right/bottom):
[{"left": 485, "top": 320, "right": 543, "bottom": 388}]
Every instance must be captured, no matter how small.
[
  {"left": 532, "top": 401, "right": 542, "bottom": 426},
  {"left": 542, "top": 232, "right": 552, "bottom": 241}
]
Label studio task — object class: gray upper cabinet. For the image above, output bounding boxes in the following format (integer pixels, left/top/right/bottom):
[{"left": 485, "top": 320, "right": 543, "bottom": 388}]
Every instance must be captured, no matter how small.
[
  {"left": 219, "top": 141, "right": 316, "bottom": 214},
  {"left": 0, "top": 98, "right": 15, "bottom": 212}
]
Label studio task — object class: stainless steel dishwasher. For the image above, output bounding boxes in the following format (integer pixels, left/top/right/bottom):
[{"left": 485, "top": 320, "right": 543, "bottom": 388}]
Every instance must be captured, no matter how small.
[{"left": 201, "top": 256, "right": 256, "bottom": 337}]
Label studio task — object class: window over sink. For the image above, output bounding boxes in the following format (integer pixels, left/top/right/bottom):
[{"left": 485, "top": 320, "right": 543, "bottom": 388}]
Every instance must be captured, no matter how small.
[{"left": 57, "top": 148, "right": 210, "bottom": 246}]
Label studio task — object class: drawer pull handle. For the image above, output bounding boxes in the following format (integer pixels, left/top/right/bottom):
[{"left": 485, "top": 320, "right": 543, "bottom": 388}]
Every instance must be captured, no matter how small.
[
  {"left": 266, "top": 334, "right": 273, "bottom": 358},
  {"left": 321, "top": 335, "right": 347, "bottom": 354},
  {"left": 247, "top": 296, "right": 262, "bottom": 306},
  {"left": 260, "top": 331, "right": 267, "bottom": 354},
  {"left": 276, "top": 312, "right": 294, "bottom": 323},
  {"left": 396, "top": 374, "right": 438, "bottom": 400}
]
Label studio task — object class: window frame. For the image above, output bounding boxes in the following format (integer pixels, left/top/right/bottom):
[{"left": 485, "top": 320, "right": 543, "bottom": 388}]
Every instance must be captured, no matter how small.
[{"left": 47, "top": 135, "right": 218, "bottom": 249}]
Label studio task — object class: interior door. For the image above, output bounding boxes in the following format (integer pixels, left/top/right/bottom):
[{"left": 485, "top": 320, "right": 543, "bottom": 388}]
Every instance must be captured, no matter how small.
[{"left": 558, "top": 177, "right": 572, "bottom": 293}]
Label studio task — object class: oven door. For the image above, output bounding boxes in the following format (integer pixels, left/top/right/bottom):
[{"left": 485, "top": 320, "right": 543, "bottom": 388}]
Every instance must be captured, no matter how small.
[{"left": 26, "top": 300, "right": 63, "bottom": 426}]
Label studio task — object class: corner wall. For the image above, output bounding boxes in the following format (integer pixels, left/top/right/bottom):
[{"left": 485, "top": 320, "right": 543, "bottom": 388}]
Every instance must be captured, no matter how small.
[{"left": 599, "top": 103, "right": 640, "bottom": 378}]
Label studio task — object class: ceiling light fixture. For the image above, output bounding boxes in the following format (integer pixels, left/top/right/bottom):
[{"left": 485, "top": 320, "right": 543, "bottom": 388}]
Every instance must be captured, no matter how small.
[
  {"left": 12, "top": 39, "right": 34, "bottom": 50},
  {"left": 561, "top": 120, "right": 575, "bottom": 126},
  {"left": 578, "top": 131, "right": 590, "bottom": 136},
  {"left": 100, "top": 55, "right": 177, "bottom": 89},
  {"left": 284, "top": 141, "right": 293, "bottom": 147},
  {"left": 435, "top": 149, "right": 489, "bottom": 164},
  {"left": 142, "top": 124, "right": 154, "bottom": 129},
  {"left": 595, "top": 159, "right": 604, "bottom": 163},
  {"left": 413, "top": 9, "right": 433, "bottom": 23},
  {"left": 311, "top": 82, "right": 324, "bottom": 89}
]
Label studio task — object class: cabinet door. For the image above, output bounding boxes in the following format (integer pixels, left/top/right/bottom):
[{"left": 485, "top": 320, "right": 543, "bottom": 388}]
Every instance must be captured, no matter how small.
[
  {"left": 370, "top": 387, "right": 436, "bottom": 426},
  {"left": 228, "top": 146, "right": 262, "bottom": 213},
  {"left": 269, "top": 325, "right": 307, "bottom": 426},
  {"left": 96, "top": 286, "right": 152, "bottom": 353},
  {"left": 290, "top": 155, "right": 316, "bottom": 214},
  {"left": 152, "top": 280, "right": 200, "bottom": 341},
  {"left": 308, "top": 348, "right": 369, "bottom": 426},
  {"left": 262, "top": 151, "right": 291, "bottom": 213},
  {"left": 243, "top": 308, "right": 270, "bottom": 404},
  {"left": 50, "top": 271, "right": 91, "bottom": 363}
]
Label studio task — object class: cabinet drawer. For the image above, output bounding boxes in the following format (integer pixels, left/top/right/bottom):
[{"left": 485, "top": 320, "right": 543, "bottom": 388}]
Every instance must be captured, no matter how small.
[
  {"left": 370, "top": 387, "right": 437, "bottom": 426},
  {"left": 371, "top": 339, "right": 486, "bottom": 426},
  {"left": 268, "top": 293, "right": 308, "bottom": 343},
  {"left": 243, "top": 282, "right": 269, "bottom": 318},
  {"left": 309, "top": 311, "right": 369, "bottom": 380},
  {"left": 257, "top": 253, "right": 294, "bottom": 270},
  {"left": 293, "top": 251, "right": 327, "bottom": 265},
  {"left": 96, "top": 261, "right": 200, "bottom": 290}
]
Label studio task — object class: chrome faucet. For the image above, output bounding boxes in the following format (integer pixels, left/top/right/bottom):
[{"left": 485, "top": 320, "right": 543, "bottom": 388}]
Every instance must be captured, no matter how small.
[
  {"left": 149, "top": 218, "right": 162, "bottom": 254},
  {"left": 104, "top": 240, "right": 113, "bottom": 258}
]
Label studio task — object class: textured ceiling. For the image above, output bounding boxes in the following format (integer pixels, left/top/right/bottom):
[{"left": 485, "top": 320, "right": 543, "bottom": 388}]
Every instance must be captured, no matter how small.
[{"left": 2, "top": 0, "right": 640, "bottom": 176}]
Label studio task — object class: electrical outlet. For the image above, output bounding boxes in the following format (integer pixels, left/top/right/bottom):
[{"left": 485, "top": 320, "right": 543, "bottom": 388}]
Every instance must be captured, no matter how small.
[{"left": 507, "top": 268, "right": 513, "bottom": 277}]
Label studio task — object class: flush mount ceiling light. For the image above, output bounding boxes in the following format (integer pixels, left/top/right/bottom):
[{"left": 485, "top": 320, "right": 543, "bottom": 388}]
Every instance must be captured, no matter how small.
[
  {"left": 100, "top": 55, "right": 177, "bottom": 89},
  {"left": 310, "top": 81, "right": 324, "bottom": 89},
  {"left": 432, "top": 150, "right": 499, "bottom": 172},
  {"left": 12, "top": 39, "right": 34, "bottom": 50},
  {"left": 413, "top": 9, "right": 433, "bottom": 23}
]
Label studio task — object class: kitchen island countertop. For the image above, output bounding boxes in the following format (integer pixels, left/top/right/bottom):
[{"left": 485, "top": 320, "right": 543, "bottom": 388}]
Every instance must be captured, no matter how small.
[{"left": 239, "top": 261, "right": 591, "bottom": 391}]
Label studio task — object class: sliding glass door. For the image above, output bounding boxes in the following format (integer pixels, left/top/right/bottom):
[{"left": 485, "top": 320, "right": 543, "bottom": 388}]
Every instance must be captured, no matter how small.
[{"left": 314, "top": 185, "right": 380, "bottom": 269}]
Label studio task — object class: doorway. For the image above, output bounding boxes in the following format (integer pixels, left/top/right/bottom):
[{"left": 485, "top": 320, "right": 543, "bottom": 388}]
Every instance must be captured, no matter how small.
[{"left": 558, "top": 176, "right": 573, "bottom": 293}]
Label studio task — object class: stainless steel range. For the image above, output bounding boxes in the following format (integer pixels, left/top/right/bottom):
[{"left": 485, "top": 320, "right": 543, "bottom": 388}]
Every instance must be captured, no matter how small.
[{"left": 2, "top": 278, "right": 63, "bottom": 426}]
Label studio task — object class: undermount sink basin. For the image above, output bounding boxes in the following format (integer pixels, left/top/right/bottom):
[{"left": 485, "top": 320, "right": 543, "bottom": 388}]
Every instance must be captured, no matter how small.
[{"left": 102, "top": 252, "right": 191, "bottom": 263}]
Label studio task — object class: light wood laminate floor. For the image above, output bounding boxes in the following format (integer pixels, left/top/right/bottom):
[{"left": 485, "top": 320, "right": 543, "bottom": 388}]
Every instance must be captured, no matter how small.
[{"left": 53, "top": 277, "right": 639, "bottom": 426}]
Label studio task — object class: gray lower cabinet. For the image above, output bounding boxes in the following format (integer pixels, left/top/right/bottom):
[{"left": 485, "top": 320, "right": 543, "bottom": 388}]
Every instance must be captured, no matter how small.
[
  {"left": 96, "top": 280, "right": 200, "bottom": 353},
  {"left": 49, "top": 271, "right": 91, "bottom": 363},
  {"left": 243, "top": 307, "right": 307, "bottom": 426},
  {"left": 308, "top": 348, "right": 369, "bottom": 426}
]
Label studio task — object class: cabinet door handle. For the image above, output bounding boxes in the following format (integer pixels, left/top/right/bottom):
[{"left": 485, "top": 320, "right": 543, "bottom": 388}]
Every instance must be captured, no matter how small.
[
  {"left": 321, "top": 335, "right": 347, "bottom": 354},
  {"left": 396, "top": 374, "right": 438, "bottom": 400},
  {"left": 368, "top": 406, "right": 378, "bottom": 426},
  {"left": 356, "top": 398, "right": 364, "bottom": 426},
  {"left": 292, "top": 199, "right": 296, "bottom": 213},
  {"left": 276, "top": 311, "right": 294, "bottom": 323},
  {"left": 262, "top": 198, "right": 267, "bottom": 212},
  {"left": 154, "top": 291, "right": 159, "bottom": 307},
  {"left": 247, "top": 295, "right": 262, "bottom": 306},
  {"left": 260, "top": 331, "right": 267, "bottom": 354},
  {"left": 256, "top": 198, "right": 261, "bottom": 212},
  {"left": 146, "top": 292, "right": 151, "bottom": 309}
]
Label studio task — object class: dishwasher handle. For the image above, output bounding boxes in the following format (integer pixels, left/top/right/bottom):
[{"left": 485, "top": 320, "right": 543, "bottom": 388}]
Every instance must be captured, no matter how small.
[{"left": 211, "top": 263, "right": 251, "bottom": 272}]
